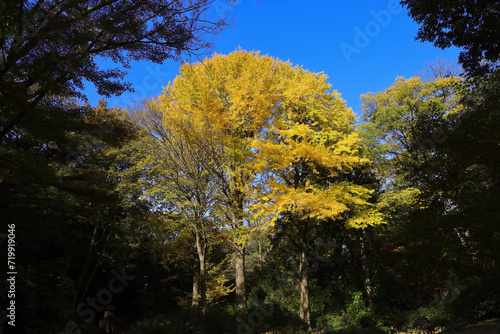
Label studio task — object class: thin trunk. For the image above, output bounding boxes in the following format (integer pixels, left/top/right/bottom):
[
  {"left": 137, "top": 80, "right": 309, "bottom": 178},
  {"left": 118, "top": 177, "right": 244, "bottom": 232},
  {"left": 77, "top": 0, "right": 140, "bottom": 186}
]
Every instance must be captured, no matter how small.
[
  {"left": 72, "top": 225, "right": 99, "bottom": 309},
  {"left": 192, "top": 257, "right": 199, "bottom": 308},
  {"left": 455, "top": 228, "right": 478, "bottom": 262},
  {"left": 359, "top": 232, "right": 374, "bottom": 308},
  {"left": 195, "top": 229, "right": 207, "bottom": 313},
  {"left": 234, "top": 242, "right": 246, "bottom": 310},
  {"left": 298, "top": 223, "right": 312, "bottom": 331}
]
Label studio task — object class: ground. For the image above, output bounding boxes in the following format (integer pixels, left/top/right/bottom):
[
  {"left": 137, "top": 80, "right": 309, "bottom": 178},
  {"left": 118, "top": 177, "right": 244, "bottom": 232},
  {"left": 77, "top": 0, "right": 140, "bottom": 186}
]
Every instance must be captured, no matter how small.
[
  {"left": 441, "top": 318, "right": 500, "bottom": 334},
  {"left": 400, "top": 318, "right": 500, "bottom": 334}
]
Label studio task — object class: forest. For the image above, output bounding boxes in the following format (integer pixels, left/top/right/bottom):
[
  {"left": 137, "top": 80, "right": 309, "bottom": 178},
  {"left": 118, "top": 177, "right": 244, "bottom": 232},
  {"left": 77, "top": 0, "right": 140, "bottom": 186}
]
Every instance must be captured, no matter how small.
[{"left": 0, "top": 1, "right": 499, "bottom": 333}]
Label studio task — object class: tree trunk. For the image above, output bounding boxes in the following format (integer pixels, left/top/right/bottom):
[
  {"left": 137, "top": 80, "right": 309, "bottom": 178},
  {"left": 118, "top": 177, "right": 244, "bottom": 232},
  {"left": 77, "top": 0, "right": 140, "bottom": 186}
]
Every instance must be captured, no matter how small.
[
  {"left": 298, "top": 223, "right": 312, "bottom": 331},
  {"left": 72, "top": 224, "right": 100, "bottom": 309},
  {"left": 195, "top": 229, "right": 207, "bottom": 313},
  {"left": 234, "top": 243, "right": 246, "bottom": 310},
  {"left": 192, "top": 257, "right": 199, "bottom": 308},
  {"left": 233, "top": 186, "right": 247, "bottom": 310},
  {"left": 359, "top": 231, "right": 374, "bottom": 308}
]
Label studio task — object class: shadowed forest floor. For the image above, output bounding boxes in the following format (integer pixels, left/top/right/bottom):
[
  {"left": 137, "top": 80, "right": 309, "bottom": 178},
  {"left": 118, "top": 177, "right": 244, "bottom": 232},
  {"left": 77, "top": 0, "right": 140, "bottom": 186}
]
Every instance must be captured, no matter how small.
[{"left": 399, "top": 318, "right": 500, "bottom": 334}]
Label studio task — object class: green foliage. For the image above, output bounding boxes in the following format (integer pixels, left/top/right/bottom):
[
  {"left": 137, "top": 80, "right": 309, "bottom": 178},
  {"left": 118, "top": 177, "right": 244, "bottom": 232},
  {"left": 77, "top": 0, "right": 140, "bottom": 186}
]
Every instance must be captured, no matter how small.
[
  {"left": 314, "top": 291, "right": 374, "bottom": 332},
  {"left": 402, "top": 0, "right": 500, "bottom": 74},
  {"left": 450, "top": 277, "right": 500, "bottom": 322},
  {"left": 316, "top": 313, "right": 344, "bottom": 331},
  {"left": 406, "top": 304, "right": 454, "bottom": 333},
  {"left": 358, "top": 68, "right": 500, "bottom": 334},
  {"left": 345, "top": 292, "right": 374, "bottom": 328},
  {"left": 131, "top": 303, "right": 308, "bottom": 334},
  {"left": 471, "top": 297, "right": 500, "bottom": 321},
  {"left": 132, "top": 312, "right": 191, "bottom": 334},
  {"left": 360, "top": 75, "right": 463, "bottom": 190}
]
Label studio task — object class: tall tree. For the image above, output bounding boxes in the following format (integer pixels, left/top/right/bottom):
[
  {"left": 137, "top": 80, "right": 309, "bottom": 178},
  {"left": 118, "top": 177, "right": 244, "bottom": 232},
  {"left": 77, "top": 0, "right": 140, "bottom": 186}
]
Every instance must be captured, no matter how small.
[
  {"left": 153, "top": 50, "right": 385, "bottom": 326},
  {"left": 424, "top": 70, "right": 500, "bottom": 282},
  {"left": 401, "top": 0, "right": 500, "bottom": 74},
  {"left": 0, "top": 101, "right": 144, "bottom": 333},
  {"left": 360, "top": 75, "right": 463, "bottom": 189},
  {"left": 125, "top": 100, "right": 222, "bottom": 314},
  {"left": 249, "top": 64, "right": 383, "bottom": 329},
  {"left": 0, "top": 0, "right": 230, "bottom": 140},
  {"left": 154, "top": 50, "right": 286, "bottom": 310},
  {"left": 358, "top": 74, "right": 499, "bottom": 308}
]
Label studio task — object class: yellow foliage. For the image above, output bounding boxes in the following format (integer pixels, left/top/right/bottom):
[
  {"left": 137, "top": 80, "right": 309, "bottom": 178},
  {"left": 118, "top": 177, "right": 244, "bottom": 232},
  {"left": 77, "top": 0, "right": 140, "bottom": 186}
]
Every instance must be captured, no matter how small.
[
  {"left": 377, "top": 188, "right": 421, "bottom": 212},
  {"left": 205, "top": 259, "right": 236, "bottom": 304},
  {"left": 154, "top": 49, "right": 383, "bottom": 232},
  {"left": 346, "top": 208, "right": 385, "bottom": 229}
]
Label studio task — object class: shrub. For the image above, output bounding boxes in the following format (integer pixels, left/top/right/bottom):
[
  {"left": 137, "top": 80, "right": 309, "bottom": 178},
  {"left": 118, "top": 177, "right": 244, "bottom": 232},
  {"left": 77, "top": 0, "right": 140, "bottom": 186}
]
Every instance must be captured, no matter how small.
[
  {"left": 471, "top": 295, "right": 500, "bottom": 320},
  {"left": 315, "top": 312, "right": 343, "bottom": 331},
  {"left": 316, "top": 291, "right": 375, "bottom": 332},
  {"left": 451, "top": 277, "right": 500, "bottom": 322},
  {"left": 345, "top": 291, "right": 374, "bottom": 328},
  {"left": 406, "top": 304, "right": 453, "bottom": 333},
  {"left": 132, "top": 312, "right": 188, "bottom": 334}
]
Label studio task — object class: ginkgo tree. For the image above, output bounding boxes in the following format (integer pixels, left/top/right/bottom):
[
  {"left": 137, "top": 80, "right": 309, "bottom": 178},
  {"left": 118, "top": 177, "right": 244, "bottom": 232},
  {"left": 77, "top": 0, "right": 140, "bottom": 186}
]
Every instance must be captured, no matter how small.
[
  {"left": 153, "top": 50, "right": 383, "bottom": 324},
  {"left": 155, "top": 50, "right": 284, "bottom": 310},
  {"left": 248, "top": 60, "right": 384, "bottom": 329}
]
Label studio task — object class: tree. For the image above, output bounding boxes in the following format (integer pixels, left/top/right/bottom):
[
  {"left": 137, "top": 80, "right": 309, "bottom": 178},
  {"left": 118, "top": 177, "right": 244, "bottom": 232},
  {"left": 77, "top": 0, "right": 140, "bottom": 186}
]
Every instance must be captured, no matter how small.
[
  {"left": 155, "top": 50, "right": 287, "bottom": 310},
  {"left": 360, "top": 73, "right": 499, "bottom": 319},
  {"left": 248, "top": 63, "right": 383, "bottom": 329},
  {"left": 424, "top": 70, "right": 500, "bottom": 282},
  {"left": 401, "top": 0, "right": 500, "bottom": 74},
  {"left": 125, "top": 100, "right": 223, "bottom": 314},
  {"left": 360, "top": 75, "right": 463, "bottom": 189},
  {"left": 0, "top": 0, "right": 229, "bottom": 140},
  {"left": 359, "top": 75, "right": 465, "bottom": 306},
  {"left": 0, "top": 101, "right": 145, "bottom": 333},
  {"left": 149, "top": 50, "right": 384, "bottom": 328},
  {"left": 416, "top": 57, "right": 462, "bottom": 82}
]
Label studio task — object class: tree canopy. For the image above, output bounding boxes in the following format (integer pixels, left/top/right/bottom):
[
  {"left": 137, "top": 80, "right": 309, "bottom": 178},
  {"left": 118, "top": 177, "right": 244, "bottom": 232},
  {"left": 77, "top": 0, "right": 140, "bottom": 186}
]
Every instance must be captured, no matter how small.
[
  {"left": 0, "top": 0, "right": 229, "bottom": 140},
  {"left": 401, "top": 0, "right": 500, "bottom": 74}
]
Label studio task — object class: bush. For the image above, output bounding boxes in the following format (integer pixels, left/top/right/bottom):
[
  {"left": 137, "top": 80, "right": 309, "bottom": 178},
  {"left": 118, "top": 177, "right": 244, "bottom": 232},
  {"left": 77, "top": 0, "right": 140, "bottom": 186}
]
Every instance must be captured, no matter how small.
[
  {"left": 130, "top": 307, "right": 238, "bottom": 334},
  {"left": 315, "top": 312, "right": 343, "bottom": 331},
  {"left": 451, "top": 277, "right": 500, "bottom": 322},
  {"left": 132, "top": 312, "right": 188, "bottom": 334},
  {"left": 316, "top": 291, "right": 375, "bottom": 332},
  {"left": 345, "top": 292, "right": 374, "bottom": 327},
  {"left": 406, "top": 304, "right": 453, "bottom": 333},
  {"left": 130, "top": 302, "right": 308, "bottom": 334},
  {"left": 472, "top": 295, "right": 500, "bottom": 320}
]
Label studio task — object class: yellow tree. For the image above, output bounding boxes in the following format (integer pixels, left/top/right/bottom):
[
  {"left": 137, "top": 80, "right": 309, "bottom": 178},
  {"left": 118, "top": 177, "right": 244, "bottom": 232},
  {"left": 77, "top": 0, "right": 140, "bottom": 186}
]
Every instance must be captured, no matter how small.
[
  {"left": 249, "top": 63, "right": 384, "bottom": 329},
  {"left": 122, "top": 100, "right": 221, "bottom": 314},
  {"left": 154, "top": 51, "right": 383, "bottom": 323},
  {"left": 155, "top": 50, "right": 283, "bottom": 310}
]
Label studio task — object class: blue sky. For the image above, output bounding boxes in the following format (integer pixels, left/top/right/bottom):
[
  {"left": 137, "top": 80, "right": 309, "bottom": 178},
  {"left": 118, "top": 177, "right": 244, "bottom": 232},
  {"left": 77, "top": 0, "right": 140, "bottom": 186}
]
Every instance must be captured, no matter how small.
[{"left": 86, "top": 0, "right": 461, "bottom": 118}]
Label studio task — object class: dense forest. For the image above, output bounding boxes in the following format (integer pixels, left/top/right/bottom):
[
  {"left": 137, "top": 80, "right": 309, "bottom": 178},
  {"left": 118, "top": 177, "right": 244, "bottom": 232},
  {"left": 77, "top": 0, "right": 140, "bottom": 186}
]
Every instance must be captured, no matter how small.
[{"left": 1, "top": 1, "right": 499, "bottom": 333}]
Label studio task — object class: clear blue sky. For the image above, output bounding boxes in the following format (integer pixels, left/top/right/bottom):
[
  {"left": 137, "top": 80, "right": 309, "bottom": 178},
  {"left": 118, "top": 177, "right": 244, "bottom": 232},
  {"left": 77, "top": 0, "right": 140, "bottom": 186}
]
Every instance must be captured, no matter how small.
[{"left": 86, "top": 0, "right": 461, "bottom": 118}]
